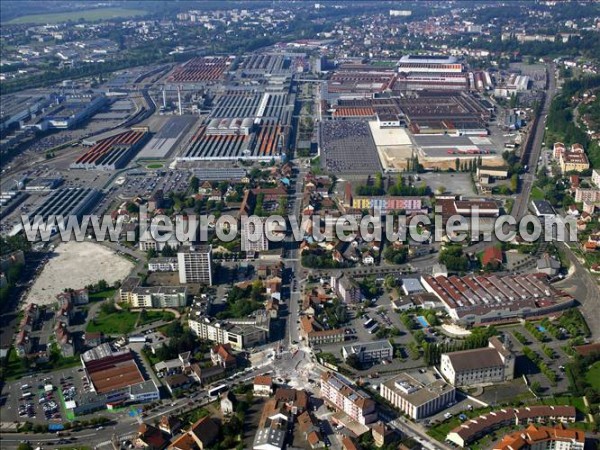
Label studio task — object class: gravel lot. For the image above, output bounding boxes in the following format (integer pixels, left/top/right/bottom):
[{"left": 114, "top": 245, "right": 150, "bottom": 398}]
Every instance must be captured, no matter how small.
[{"left": 25, "top": 241, "right": 133, "bottom": 308}]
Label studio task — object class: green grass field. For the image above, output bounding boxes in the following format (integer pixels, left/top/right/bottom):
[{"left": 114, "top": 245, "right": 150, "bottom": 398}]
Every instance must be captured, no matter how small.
[
  {"left": 138, "top": 310, "right": 176, "bottom": 326},
  {"left": 86, "top": 309, "right": 139, "bottom": 335},
  {"left": 7, "top": 8, "right": 148, "bottom": 24},
  {"left": 531, "top": 186, "right": 546, "bottom": 201},
  {"left": 146, "top": 163, "right": 164, "bottom": 169},
  {"left": 88, "top": 289, "right": 117, "bottom": 300},
  {"left": 586, "top": 361, "right": 600, "bottom": 391}
]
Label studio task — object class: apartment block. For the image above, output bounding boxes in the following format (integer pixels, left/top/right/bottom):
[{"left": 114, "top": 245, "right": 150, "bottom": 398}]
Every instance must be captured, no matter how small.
[
  {"left": 575, "top": 188, "right": 600, "bottom": 203},
  {"left": 188, "top": 311, "right": 270, "bottom": 351},
  {"left": 177, "top": 245, "right": 212, "bottom": 285},
  {"left": 320, "top": 371, "right": 377, "bottom": 425}
]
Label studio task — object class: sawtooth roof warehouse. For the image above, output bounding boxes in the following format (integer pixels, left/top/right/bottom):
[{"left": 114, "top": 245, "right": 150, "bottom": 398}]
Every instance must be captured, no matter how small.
[{"left": 420, "top": 273, "right": 576, "bottom": 325}]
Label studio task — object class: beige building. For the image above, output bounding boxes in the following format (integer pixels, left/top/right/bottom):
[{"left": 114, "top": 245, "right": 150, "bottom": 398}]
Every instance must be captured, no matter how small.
[
  {"left": 440, "top": 337, "right": 514, "bottom": 386},
  {"left": 559, "top": 147, "right": 589, "bottom": 173},
  {"left": 320, "top": 371, "right": 377, "bottom": 425},
  {"left": 188, "top": 311, "right": 270, "bottom": 351},
  {"left": 380, "top": 373, "right": 456, "bottom": 419},
  {"left": 575, "top": 188, "right": 600, "bottom": 203}
]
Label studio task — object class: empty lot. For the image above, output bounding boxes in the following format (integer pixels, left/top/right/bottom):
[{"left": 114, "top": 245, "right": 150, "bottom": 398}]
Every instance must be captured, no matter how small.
[{"left": 25, "top": 241, "right": 133, "bottom": 308}]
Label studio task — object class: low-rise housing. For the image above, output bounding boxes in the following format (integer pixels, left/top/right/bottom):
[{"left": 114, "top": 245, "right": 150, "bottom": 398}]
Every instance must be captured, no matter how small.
[
  {"left": 254, "top": 375, "right": 274, "bottom": 397},
  {"left": 446, "top": 405, "right": 577, "bottom": 447},
  {"left": 493, "top": 424, "right": 584, "bottom": 450},
  {"left": 300, "top": 316, "right": 345, "bottom": 346}
]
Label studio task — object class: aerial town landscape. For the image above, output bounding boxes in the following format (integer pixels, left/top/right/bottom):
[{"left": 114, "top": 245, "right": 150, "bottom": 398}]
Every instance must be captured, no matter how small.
[{"left": 0, "top": 1, "right": 600, "bottom": 450}]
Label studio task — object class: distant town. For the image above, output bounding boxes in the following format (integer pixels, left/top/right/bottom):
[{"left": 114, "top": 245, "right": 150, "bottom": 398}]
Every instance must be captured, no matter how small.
[{"left": 0, "top": 2, "right": 599, "bottom": 450}]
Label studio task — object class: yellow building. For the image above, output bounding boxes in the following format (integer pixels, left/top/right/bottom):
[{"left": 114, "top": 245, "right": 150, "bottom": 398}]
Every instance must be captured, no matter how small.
[{"left": 560, "top": 151, "right": 590, "bottom": 173}]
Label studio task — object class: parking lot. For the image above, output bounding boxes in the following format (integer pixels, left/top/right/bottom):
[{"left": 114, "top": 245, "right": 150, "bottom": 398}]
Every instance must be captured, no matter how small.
[
  {"left": 3, "top": 367, "right": 85, "bottom": 424},
  {"left": 116, "top": 168, "right": 190, "bottom": 200}
]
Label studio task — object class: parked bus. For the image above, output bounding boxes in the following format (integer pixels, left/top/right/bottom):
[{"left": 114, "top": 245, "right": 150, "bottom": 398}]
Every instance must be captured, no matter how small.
[
  {"left": 368, "top": 324, "right": 379, "bottom": 334},
  {"left": 208, "top": 384, "right": 228, "bottom": 399},
  {"left": 21, "top": 392, "right": 33, "bottom": 399}
]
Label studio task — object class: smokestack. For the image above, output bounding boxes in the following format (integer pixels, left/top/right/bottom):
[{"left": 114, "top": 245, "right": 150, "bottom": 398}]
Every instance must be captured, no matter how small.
[
  {"left": 177, "top": 86, "right": 183, "bottom": 115},
  {"left": 162, "top": 88, "right": 167, "bottom": 109}
]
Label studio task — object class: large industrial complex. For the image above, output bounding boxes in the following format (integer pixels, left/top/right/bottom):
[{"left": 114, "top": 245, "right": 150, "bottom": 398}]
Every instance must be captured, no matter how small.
[{"left": 1, "top": 2, "right": 598, "bottom": 449}]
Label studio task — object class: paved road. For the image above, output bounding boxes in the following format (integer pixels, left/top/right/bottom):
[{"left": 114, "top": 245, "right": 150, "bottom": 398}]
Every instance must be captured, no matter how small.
[
  {"left": 512, "top": 63, "right": 556, "bottom": 221},
  {"left": 555, "top": 243, "right": 600, "bottom": 337},
  {"left": 284, "top": 164, "right": 308, "bottom": 347}
]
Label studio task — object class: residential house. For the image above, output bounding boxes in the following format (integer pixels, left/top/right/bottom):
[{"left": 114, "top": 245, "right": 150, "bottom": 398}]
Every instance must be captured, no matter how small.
[
  {"left": 210, "top": 344, "right": 237, "bottom": 369},
  {"left": 169, "top": 416, "right": 219, "bottom": 450},
  {"left": 190, "top": 364, "right": 225, "bottom": 386},
  {"left": 158, "top": 415, "right": 181, "bottom": 436},
  {"left": 135, "top": 423, "right": 168, "bottom": 450},
  {"left": 254, "top": 375, "right": 274, "bottom": 397}
]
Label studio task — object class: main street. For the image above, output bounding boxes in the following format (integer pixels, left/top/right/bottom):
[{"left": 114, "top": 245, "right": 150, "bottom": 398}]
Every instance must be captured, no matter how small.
[{"left": 511, "top": 63, "right": 557, "bottom": 221}]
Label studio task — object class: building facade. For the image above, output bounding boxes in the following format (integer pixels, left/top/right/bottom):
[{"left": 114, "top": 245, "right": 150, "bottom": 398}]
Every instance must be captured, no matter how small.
[
  {"left": 440, "top": 337, "right": 515, "bottom": 386},
  {"left": 320, "top": 371, "right": 377, "bottom": 425},
  {"left": 178, "top": 245, "right": 213, "bottom": 285},
  {"left": 380, "top": 373, "right": 456, "bottom": 420},
  {"left": 342, "top": 340, "right": 393, "bottom": 364}
]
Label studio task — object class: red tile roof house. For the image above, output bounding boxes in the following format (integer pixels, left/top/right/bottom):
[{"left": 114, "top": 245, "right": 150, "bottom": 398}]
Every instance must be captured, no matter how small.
[{"left": 482, "top": 246, "right": 503, "bottom": 268}]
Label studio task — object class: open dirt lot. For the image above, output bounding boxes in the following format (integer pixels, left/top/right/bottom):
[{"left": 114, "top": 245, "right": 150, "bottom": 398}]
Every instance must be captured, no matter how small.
[{"left": 25, "top": 241, "right": 133, "bottom": 307}]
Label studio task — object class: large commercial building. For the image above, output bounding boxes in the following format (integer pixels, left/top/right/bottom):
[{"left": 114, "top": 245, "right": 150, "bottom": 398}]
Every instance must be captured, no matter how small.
[
  {"left": 320, "top": 371, "right": 377, "bottom": 425},
  {"left": 342, "top": 340, "right": 393, "bottom": 365},
  {"left": 397, "top": 55, "right": 463, "bottom": 73},
  {"left": 188, "top": 311, "right": 270, "bottom": 351},
  {"left": 177, "top": 245, "right": 213, "bottom": 285},
  {"left": 74, "top": 344, "right": 160, "bottom": 415},
  {"left": 28, "top": 187, "right": 100, "bottom": 221},
  {"left": 71, "top": 128, "right": 149, "bottom": 170},
  {"left": 42, "top": 94, "right": 107, "bottom": 130},
  {"left": 421, "top": 274, "right": 576, "bottom": 325},
  {"left": 440, "top": 337, "right": 515, "bottom": 386},
  {"left": 380, "top": 372, "right": 456, "bottom": 420}
]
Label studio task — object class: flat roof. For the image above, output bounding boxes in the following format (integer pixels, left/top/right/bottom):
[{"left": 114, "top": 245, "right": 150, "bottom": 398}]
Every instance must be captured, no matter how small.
[
  {"left": 368, "top": 121, "right": 412, "bottom": 146},
  {"left": 383, "top": 372, "right": 454, "bottom": 407},
  {"left": 343, "top": 339, "right": 393, "bottom": 355}
]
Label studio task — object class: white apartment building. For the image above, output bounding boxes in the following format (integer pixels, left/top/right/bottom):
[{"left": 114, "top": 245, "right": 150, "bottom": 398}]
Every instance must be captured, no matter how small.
[
  {"left": 440, "top": 337, "right": 515, "bottom": 386},
  {"left": 320, "top": 371, "right": 377, "bottom": 425},
  {"left": 380, "top": 373, "right": 456, "bottom": 419},
  {"left": 342, "top": 340, "right": 393, "bottom": 364},
  {"left": 177, "top": 245, "right": 212, "bottom": 285},
  {"left": 127, "top": 286, "right": 188, "bottom": 309},
  {"left": 241, "top": 218, "right": 269, "bottom": 253},
  {"left": 188, "top": 312, "right": 270, "bottom": 351},
  {"left": 148, "top": 257, "right": 178, "bottom": 272}
]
